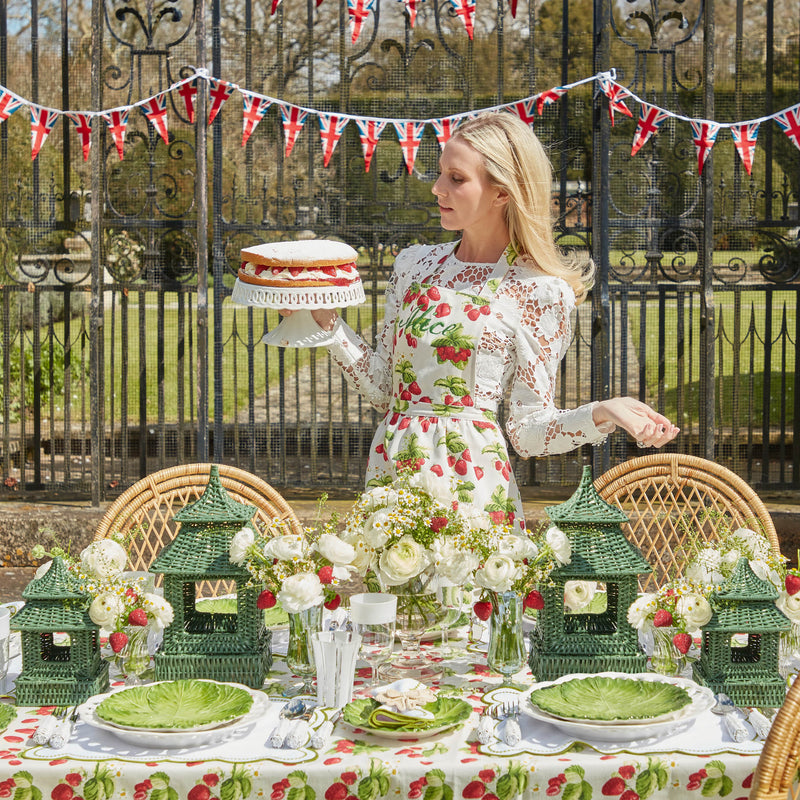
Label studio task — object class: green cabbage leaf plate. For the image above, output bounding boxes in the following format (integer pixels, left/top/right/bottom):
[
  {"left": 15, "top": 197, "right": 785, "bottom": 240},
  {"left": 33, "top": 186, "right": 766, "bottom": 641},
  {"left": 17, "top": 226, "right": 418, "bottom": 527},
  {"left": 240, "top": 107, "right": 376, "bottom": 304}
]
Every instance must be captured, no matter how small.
[
  {"left": 96, "top": 680, "right": 254, "bottom": 731},
  {"left": 343, "top": 696, "right": 471, "bottom": 735},
  {"left": 528, "top": 676, "right": 692, "bottom": 723}
]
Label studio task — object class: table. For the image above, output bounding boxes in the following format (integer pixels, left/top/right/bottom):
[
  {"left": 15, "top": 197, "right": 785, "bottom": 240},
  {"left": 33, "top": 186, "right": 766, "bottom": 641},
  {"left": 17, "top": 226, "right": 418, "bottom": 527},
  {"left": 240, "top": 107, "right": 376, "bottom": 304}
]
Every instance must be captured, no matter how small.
[{"left": 0, "top": 627, "right": 763, "bottom": 800}]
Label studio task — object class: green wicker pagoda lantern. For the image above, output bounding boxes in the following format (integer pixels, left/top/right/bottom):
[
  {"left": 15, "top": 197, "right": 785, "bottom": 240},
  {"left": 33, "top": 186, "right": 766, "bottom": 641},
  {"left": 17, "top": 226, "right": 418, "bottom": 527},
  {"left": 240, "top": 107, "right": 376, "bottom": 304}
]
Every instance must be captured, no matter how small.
[
  {"left": 150, "top": 465, "right": 272, "bottom": 688},
  {"left": 528, "top": 465, "right": 652, "bottom": 681},
  {"left": 11, "top": 556, "right": 109, "bottom": 706},
  {"left": 693, "top": 556, "right": 791, "bottom": 708}
]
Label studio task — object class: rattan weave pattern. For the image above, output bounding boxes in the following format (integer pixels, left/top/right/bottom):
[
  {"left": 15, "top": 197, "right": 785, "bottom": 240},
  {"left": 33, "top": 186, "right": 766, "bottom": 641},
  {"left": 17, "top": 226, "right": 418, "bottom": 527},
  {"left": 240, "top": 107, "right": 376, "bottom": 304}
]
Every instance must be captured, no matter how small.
[{"left": 594, "top": 454, "right": 780, "bottom": 591}]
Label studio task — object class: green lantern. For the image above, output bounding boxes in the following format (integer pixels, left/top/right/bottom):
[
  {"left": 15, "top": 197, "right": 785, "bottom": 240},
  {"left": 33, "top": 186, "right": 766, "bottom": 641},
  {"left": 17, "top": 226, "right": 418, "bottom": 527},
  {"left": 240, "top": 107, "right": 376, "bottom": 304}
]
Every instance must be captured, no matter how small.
[
  {"left": 528, "top": 466, "right": 652, "bottom": 681},
  {"left": 12, "top": 557, "right": 110, "bottom": 706},
  {"left": 151, "top": 465, "right": 272, "bottom": 688},
  {"left": 693, "top": 557, "right": 791, "bottom": 708}
]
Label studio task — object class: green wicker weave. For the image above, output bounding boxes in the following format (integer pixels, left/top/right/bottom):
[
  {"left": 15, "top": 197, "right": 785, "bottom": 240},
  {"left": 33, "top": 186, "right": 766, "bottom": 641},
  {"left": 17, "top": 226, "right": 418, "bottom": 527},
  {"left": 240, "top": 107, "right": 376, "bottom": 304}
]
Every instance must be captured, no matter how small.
[
  {"left": 11, "top": 557, "right": 109, "bottom": 707},
  {"left": 150, "top": 465, "right": 272, "bottom": 688},
  {"left": 693, "top": 557, "right": 791, "bottom": 708},
  {"left": 529, "top": 466, "right": 652, "bottom": 681}
]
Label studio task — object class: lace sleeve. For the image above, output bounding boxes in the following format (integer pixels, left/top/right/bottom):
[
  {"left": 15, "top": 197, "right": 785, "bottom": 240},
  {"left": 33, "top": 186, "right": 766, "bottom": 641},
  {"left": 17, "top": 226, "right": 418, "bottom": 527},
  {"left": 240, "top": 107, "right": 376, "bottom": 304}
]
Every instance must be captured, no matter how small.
[{"left": 504, "top": 277, "right": 608, "bottom": 456}]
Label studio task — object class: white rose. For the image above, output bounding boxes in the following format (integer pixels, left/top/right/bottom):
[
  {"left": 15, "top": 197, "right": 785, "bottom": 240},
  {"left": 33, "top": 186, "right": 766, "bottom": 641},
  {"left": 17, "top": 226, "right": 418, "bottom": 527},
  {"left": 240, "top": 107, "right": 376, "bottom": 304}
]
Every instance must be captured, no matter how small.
[
  {"left": 545, "top": 526, "right": 571, "bottom": 565},
  {"left": 229, "top": 527, "right": 255, "bottom": 565},
  {"left": 685, "top": 561, "right": 724, "bottom": 586},
  {"left": 317, "top": 533, "right": 356, "bottom": 567},
  {"left": 564, "top": 580, "right": 597, "bottom": 612},
  {"left": 777, "top": 591, "right": 800, "bottom": 624},
  {"left": 721, "top": 549, "right": 742, "bottom": 569},
  {"left": 474, "top": 554, "right": 520, "bottom": 593},
  {"left": 695, "top": 547, "right": 722, "bottom": 571},
  {"left": 750, "top": 559, "right": 783, "bottom": 590},
  {"left": 377, "top": 535, "right": 430, "bottom": 587},
  {"left": 340, "top": 531, "right": 375, "bottom": 575},
  {"left": 498, "top": 534, "right": 537, "bottom": 561},
  {"left": 432, "top": 538, "right": 478, "bottom": 585},
  {"left": 277, "top": 572, "right": 325, "bottom": 614},
  {"left": 141, "top": 592, "right": 174, "bottom": 630},
  {"left": 733, "top": 527, "right": 771, "bottom": 560},
  {"left": 362, "top": 510, "right": 391, "bottom": 550},
  {"left": 676, "top": 592, "right": 713, "bottom": 632},
  {"left": 627, "top": 593, "right": 657, "bottom": 630},
  {"left": 264, "top": 534, "right": 307, "bottom": 562},
  {"left": 89, "top": 591, "right": 125, "bottom": 630},
  {"left": 81, "top": 539, "right": 128, "bottom": 579}
]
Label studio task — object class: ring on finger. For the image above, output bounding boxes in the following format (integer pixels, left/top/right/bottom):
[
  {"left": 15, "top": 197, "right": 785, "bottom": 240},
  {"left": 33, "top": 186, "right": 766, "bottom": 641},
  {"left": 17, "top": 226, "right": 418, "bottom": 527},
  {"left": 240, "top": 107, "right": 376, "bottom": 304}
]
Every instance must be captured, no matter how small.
[{"left": 636, "top": 440, "right": 647, "bottom": 449}]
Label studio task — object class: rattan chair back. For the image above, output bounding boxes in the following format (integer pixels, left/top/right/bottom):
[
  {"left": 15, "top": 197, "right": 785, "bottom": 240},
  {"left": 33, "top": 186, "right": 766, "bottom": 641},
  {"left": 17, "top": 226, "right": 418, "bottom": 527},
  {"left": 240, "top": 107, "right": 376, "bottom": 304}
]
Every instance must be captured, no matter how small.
[
  {"left": 94, "top": 463, "right": 303, "bottom": 594},
  {"left": 594, "top": 453, "right": 780, "bottom": 591},
  {"left": 749, "top": 675, "right": 800, "bottom": 799}
]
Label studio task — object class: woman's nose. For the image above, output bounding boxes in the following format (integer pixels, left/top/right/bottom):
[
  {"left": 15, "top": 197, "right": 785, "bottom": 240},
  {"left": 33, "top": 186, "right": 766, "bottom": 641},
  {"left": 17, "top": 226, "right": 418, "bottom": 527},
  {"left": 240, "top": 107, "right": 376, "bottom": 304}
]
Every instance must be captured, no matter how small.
[{"left": 432, "top": 177, "right": 443, "bottom": 197}]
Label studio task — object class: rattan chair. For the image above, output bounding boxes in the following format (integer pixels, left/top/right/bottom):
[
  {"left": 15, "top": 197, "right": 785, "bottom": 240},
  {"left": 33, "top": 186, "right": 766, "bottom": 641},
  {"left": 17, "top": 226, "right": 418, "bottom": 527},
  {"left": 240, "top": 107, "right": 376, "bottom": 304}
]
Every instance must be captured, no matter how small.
[
  {"left": 594, "top": 453, "right": 781, "bottom": 591},
  {"left": 749, "top": 675, "right": 800, "bottom": 799},
  {"left": 94, "top": 463, "right": 303, "bottom": 574}
]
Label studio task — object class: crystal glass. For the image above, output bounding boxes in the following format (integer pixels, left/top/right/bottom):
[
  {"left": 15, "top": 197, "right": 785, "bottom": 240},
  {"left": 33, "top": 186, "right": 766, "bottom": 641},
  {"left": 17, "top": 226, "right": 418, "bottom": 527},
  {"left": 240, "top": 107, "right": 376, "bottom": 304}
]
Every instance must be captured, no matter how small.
[
  {"left": 0, "top": 606, "right": 10, "bottom": 689},
  {"left": 436, "top": 579, "right": 464, "bottom": 654},
  {"left": 285, "top": 603, "right": 323, "bottom": 697},
  {"left": 486, "top": 591, "right": 526, "bottom": 687},
  {"left": 119, "top": 626, "right": 151, "bottom": 685},
  {"left": 350, "top": 593, "right": 397, "bottom": 690},
  {"left": 649, "top": 626, "right": 686, "bottom": 676}
]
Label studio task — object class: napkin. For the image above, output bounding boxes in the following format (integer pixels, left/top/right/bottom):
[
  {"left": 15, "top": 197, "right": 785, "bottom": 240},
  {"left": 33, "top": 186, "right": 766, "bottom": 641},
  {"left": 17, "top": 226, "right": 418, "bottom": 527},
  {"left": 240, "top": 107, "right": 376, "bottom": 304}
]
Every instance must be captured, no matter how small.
[
  {"left": 500, "top": 717, "right": 521, "bottom": 747},
  {"left": 267, "top": 717, "right": 293, "bottom": 749},
  {"left": 284, "top": 720, "right": 311, "bottom": 750},
  {"left": 368, "top": 679, "right": 436, "bottom": 729},
  {"left": 310, "top": 719, "right": 335, "bottom": 749},
  {"left": 32, "top": 715, "right": 57, "bottom": 745},
  {"left": 747, "top": 709, "right": 772, "bottom": 740},
  {"left": 723, "top": 712, "right": 751, "bottom": 743},
  {"left": 49, "top": 717, "right": 74, "bottom": 749},
  {"left": 476, "top": 713, "right": 495, "bottom": 745}
]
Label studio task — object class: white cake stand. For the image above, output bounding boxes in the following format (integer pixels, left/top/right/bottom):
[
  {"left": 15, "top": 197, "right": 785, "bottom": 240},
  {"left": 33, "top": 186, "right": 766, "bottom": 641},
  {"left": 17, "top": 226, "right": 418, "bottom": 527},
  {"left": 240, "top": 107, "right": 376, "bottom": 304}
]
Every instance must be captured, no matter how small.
[{"left": 230, "top": 279, "right": 366, "bottom": 348}]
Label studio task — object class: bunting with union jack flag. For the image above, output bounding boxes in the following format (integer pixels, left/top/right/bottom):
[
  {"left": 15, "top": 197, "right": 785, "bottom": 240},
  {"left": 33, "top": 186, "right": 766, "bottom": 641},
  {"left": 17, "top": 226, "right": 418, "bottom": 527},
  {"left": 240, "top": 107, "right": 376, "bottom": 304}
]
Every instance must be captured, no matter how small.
[
  {"left": 67, "top": 112, "right": 93, "bottom": 162},
  {"left": 318, "top": 113, "right": 349, "bottom": 167},
  {"left": 240, "top": 91, "right": 272, "bottom": 147},
  {"left": 630, "top": 103, "right": 670, "bottom": 157},
  {"left": 393, "top": 120, "right": 426, "bottom": 174},
  {"left": 430, "top": 116, "right": 460, "bottom": 149},
  {"left": 30, "top": 105, "right": 60, "bottom": 160},
  {"left": 509, "top": 97, "right": 539, "bottom": 127},
  {"left": 347, "top": 0, "right": 376, "bottom": 43},
  {"left": 101, "top": 108, "right": 130, "bottom": 160},
  {"left": 400, "top": 0, "right": 423, "bottom": 26},
  {"left": 598, "top": 76, "right": 633, "bottom": 126},
  {"left": 280, "top": 103, "right": 310, "bottom": 158},
  {"left": 208, "top": 78, "right": 235, "bottom": 126},
  {"left": 355, "top": 118, "right": 386, "bottom": 172},
  {"left": 690, "top": 120, "right": 721, "bottom": 175},
  {"left": 535, "top": 87, "right": 566, "bottom": 116},
  {"left": 141, "top": 93, "right": 170, "bottom": 145},
  {"left": 774, "top": 104, "right": 800, "bottom": 152},
  {"left": 448, "top": 0, "right": 476, "bottom": 39},
  {"left": 730, "top": 121, "right": 760, "bottom": 175},
  {"left": 178, "top": 78, "right": 198, "bottom": 124},
  {"left": 0, "top": 88, "right": 24, "bottom": 125}
]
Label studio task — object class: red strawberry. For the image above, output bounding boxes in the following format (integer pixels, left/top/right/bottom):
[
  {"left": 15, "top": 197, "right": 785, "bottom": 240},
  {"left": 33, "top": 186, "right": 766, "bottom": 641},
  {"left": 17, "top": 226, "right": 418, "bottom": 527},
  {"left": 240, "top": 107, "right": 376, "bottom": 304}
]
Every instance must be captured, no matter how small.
[
  {"left": 619, "top": 791, "right": 639, "bottom": 800},
  {"left": 652, "top": 609, "right": 674, "bottom": 628},
  {"left": 398, "top": 417, "right": 411, "bottom": 430},
  {"left": 109, "top": 631, "right": 129, "bottom": 653},
  {"left": 672, "top": 633, "right": 692, "bottom": 654},
  {"left": 324, "top": 594, "right": 341, "bottom": 611},
  {"left": 434, "top": 304, "right": 451, "bottom": 317},
  {"left": 786, "top": 574, "right": 800, "bottom": 596},
  {"left": 431, "top": 464, "right": 443, "bottom": 476},
  {"left": 488, "top": 511, "right": 506, "bottom": 524},
  {"left": 127, "top": 608, "right": 148, "bottom": 627},
  {"left": 461, "top": 395, "right": 474, "bottom": 407},
  {"left": 257, "top": 589, "right": 277, "bottom": 609},
  {"left": 417, "top": 296, "right": 429, "bottom": 310},
  {"left": 473, "top": 466, "right": 484, "bottom": 480},
  {"left": 399, "top": 390, "right": 413, "bottom": 401},
  {"left": 473, "top": 601, "right": 492, "bottom": 621},
  {"left": 617, "top": 766, "right": 635, "bottom": 780},
  {"left": 462, "top": 448, "right": 472, "bottom": 462},
  {"left": 408, "top": 381, "right": 422, "bottom": 395},
  {"left": 454, "top": 459, "right": 468, "bottom": 476},
  {"left": 524, "top": 590, "right": 544, "bottom": 610},
  {"left": 467, "top": 309, "right": 481, "bottom": 321},
  {"left": 426, "top": 287, "right": 440, "bottom": 301},
  {"left": 318, "top": 565, "right": 334, "bottom": 584},
  {"left": 479, "top": 305, "right": 490, "bottom": 315},
  {"left": 601, "top": 776, "right": 626, "bottom": 796},
  {"left": 419, "top": 396, "right": 432, "bottom": 404},
  {"left": 430, "top": 516, "right": 449, "bottom": 533}
]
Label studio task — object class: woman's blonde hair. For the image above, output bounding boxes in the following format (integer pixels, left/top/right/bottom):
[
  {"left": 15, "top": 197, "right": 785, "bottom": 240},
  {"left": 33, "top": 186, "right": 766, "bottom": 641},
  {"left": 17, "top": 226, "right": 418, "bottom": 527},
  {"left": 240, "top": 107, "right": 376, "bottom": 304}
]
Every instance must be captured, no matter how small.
[{"left": 451, "top": 112, "right": 594, "bottom": 302}]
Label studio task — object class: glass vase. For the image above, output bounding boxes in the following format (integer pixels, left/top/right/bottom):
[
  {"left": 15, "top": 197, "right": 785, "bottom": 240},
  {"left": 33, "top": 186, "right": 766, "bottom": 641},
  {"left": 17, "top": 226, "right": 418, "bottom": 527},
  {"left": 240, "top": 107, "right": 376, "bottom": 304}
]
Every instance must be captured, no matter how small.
[
  {"left": 378, "top": 572, "right": 442, "bottom": 683},
  {"left": 779, "top": 622, "right": 800, "bottom": 678},
  {"left": 650, "top": 626, "right": 685, "bottom": 676},
  {"left": 285, "top": 603, "right": 323, "bottom": 697},
  {"left": 119, "top": 626, "right": 151, "bottom": 685},
  {"left": 486, "top": 591, "right": 526, "bottom": 687}
]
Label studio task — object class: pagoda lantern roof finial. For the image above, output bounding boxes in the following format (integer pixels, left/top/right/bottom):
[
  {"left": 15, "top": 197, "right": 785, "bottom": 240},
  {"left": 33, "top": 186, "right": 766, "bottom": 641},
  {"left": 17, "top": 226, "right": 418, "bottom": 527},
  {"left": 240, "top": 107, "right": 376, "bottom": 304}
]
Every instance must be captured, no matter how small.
[
  {"left": 173, "top": 464, "right": 257, "bottom": 525},
  {"left": 546, "top": 465, "right": 629, "bottom": 525}
]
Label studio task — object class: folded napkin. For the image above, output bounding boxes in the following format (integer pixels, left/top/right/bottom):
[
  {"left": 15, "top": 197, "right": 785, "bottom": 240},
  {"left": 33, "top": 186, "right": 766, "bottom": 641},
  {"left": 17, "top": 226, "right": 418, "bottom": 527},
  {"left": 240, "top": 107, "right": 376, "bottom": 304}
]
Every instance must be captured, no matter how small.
[
  {"left": 723, "top": 712, "right": 751, "bottom": 743},
  {"left": 310, "top": 719, "right": 335, "bottom": 749},
  {"left": 49, "top": 718, "right": 74, "bottom": 749},
  {"left": 368, "top": 679, "right": 437, "bottom": 730},
  {"left": 476, "top": 713, "right": 495, "bottom": 745},
  {"left": 500, "top": 717, "right": 521, "bottom": 747},
  {"left": 747, "top": 709, "right": 772, "bottom": 740},
  {"left": 285, "top": 720, "right": 311, "bottom": 750},
  {"left": 32, "top": 715, "right": 57, "bottom": 746},
  {"left": 267, "top": 718, "right": 293, "bottom": 749}
]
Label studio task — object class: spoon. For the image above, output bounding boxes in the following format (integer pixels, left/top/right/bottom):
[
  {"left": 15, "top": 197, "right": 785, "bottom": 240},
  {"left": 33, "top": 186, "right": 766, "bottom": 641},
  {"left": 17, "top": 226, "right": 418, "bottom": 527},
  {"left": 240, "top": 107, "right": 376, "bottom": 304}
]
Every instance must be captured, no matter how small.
[
  {"left": 280, "top": 697, "right": 315, "bottom": 721},
  {"left": 710, "top": 693, "right": 736, "bottom": 715}
]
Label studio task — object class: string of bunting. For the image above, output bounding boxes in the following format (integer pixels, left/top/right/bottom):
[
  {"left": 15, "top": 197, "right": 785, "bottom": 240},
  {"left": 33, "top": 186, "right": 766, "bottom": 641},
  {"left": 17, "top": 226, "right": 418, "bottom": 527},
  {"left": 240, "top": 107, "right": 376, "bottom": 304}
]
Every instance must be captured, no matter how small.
[{"left": 1, "top": 67, "right": 798, "bottom": 177}]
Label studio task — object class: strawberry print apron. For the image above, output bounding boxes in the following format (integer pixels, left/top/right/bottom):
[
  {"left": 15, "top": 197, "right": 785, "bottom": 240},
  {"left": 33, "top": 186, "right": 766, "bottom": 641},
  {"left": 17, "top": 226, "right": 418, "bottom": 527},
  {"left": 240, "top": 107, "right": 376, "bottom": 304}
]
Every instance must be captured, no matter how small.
[{"left": 366, "top": 248, "right": 524, "bottom": 530}]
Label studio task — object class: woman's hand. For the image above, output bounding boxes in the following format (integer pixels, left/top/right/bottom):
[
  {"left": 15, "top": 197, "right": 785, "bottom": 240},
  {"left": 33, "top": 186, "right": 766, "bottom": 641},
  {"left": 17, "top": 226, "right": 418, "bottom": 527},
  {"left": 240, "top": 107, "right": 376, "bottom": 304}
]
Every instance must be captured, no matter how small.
[
  {"left": 593, "top": 397, "right": 679, "bottom": 449},
  {"left": 278, "top": 308, "right": 338, "bottom": 332}
]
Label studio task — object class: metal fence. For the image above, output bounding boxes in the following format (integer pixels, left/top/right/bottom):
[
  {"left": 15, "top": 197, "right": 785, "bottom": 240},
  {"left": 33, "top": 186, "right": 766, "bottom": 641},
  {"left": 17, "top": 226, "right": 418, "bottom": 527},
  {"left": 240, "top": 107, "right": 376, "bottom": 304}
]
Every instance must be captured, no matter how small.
[{"left": 0, "top": 0, "right": 798, "bottom": 503}]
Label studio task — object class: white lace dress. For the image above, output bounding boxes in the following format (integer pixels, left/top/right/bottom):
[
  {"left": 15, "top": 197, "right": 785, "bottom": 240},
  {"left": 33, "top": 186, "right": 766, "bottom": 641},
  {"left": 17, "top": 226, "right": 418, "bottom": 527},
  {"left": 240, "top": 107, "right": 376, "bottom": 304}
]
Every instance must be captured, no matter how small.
[{"left": 326, "top": 242, "right": 611, "bottom": 530}]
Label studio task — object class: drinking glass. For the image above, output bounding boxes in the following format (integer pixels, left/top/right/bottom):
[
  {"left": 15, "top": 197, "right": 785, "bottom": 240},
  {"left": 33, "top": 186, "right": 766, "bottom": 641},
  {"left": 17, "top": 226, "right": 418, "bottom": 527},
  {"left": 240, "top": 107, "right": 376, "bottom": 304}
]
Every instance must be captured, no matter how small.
[
  {"left": 436, "top": 579, "right": 464, "bottom": 654},
  {"left": 0, "top": 606, "right": 10, "bottom": 690},
  {"left": 349, "top": 593, "right": 397, "bottom": 690}
]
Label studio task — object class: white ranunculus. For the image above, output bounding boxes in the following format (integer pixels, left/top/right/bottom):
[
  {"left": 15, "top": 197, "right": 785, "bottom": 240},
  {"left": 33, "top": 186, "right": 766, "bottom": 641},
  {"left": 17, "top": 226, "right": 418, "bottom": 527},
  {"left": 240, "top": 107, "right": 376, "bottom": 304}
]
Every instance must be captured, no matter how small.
[
  {"left": 750, "top": 558, "right": 783, "bottom": 590},
  {"left": 432, "top": 538, "right": 478, "bottom": 585},
  {"left": 317, "top": 533, "right": 356, "bottom": 567},
  {"left": 460, "top": 506, "right": 493, "bottom": 533},
  {"left": 277, "top": 572, "right": 325, "bottom": 614},
  {"left": 407, "top": 471, "right": 453, "bottom": 507},
  {"left": 363, "top": 486, "right": 399, "bottom": 511},
  {"left": 229, "top": 527, "right": 255, "bottom": 565},
  {"left": 695, "top": 547, "right": 722, "bottom": 571},
  {"left": 777, "top": 591, "right": 800, "bottom": 624},
  {"left": 377, "top": 535, "right": 430, "bottom": 587},
  {"left": 545, "top": 526, "right": 571, "bottom": 565},
  {"left": 733, "top": 527, "right": 771, "bottom": 560},
  {"left": 474, "top": 554, "right": 520, "bottom": 593},
  {"left": 89, "top": 591, "right": 125, "bottom": 629},
  {"left": 81, "top": 539, "right": 128, "bottom": 579},
  {"left": 340, "top": 531, "right": 375, "bottom": 575},
  {"left": 721, "top": 548, "right": 742, "bottom": 569},
  {"left": 676, "top": 592, "right": 713, "bottom": 632},
  {"left": 564, "top": 580, "right": 597, "bottom": 612},
  {"left": 264, "top": 534, "right": 307, "bottom": 562},
  {"left": 141, "top": 592, "right": 174, "bottom": 630},
  {"left": 34, "top": 559, "right": 53, "bottom": 579},
  {"left": 362, "top": 510, "right": 392, "bottom": 550},
  {"left": 684, "top": 560, "right": 725, "bottom": 586},
  {"left": 498, "top": 534, "right": 537, "bottom": 561},
  {"left": 627, "top": 593, "right": 658, "bottom": 630}
]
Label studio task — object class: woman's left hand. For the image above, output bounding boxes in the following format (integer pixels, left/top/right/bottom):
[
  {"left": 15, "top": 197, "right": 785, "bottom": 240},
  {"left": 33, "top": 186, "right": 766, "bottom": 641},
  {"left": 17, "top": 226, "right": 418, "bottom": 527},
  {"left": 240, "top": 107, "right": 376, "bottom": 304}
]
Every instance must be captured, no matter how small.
[{"left": 592, "top": 397, "right": 679, "bottom": 449}]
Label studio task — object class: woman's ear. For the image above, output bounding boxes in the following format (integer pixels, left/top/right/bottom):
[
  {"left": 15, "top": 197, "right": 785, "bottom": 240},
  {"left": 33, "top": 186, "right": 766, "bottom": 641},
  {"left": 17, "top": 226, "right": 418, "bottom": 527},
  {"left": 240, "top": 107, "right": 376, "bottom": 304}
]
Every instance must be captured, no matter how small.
[{"left": 494, "top": 190, "right": 510, "bottom": 208}]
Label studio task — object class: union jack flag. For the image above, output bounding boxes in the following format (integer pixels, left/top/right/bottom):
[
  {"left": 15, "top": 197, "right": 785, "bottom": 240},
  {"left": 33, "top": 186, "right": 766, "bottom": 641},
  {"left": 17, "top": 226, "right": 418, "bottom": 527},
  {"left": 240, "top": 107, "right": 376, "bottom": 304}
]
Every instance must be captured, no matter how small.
[
  {"left": 280, "top": 104, "right": 309, "bottom": 158},
  {"left": 430, "top": 116, "right": 460, "bottom": 149},
  {"left": 271, "top": 0, "right": 282, "bottom": 13},
  {"left": 240, "top": 91, "right": 272, "bottom": 147},
  {"left": 30, "top": 105, "right": 60, "bottom": 160},
  {"left": 393, "top": 120, "right": 426, "bottom": 174},
  {"left": 509, "top": 97, "right": 538, "bottom": 127},
  {"left": 535, "top": 87, "right": 567, "bottom": 116},
  {"left": 208, "top": 78, "right": 235, "bottom": 125},
  {"left": 730, "top": 121, "right": 760, "bottom": 175},
  {"left": 347, "top": 0, "right": 376, "bottom": 43},
  {"left": 598, "top": 76, "right": 633, "bottom": 126},
  {"left": 101, "top": 108, "right": 130, "bottom": 160},
  {"left": 67, "top": 112, "right": 93, "bottom": 162},
  {"left": 178, "top": 78, "right": 198, "bottom": 124},
  {"left": 630, "top": 103, "right": 669, "bottom": 157},
  {"left": 690, "top": 120, "right": 721, "bottom": 175},
  {"left": 774, "top": 104, "right": 800, "bottom": 152},
  {"left": 0, "top": 89, "right": 24, "bottom": 124},
  {"left": 355, "top": 118, "right": 386, "bottom": 172},
  {"left": 508, "top": 0, "right": 518, "bottom": 16},
  {"left": 318, "top": 113, "right": 349, "bottom": 167},
  {"left": 448, "top": 0, "right": 475, "bottom": 39},
  {"left": 141, "top": 93, "right": 170, "bottom": 145}
]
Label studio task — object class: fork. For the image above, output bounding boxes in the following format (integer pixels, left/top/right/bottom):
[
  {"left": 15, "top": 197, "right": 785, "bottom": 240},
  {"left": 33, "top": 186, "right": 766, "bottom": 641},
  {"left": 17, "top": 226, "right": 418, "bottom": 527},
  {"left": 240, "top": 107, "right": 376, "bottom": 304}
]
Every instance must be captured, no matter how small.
[{"left": 498, "top": 699, "right": 521, "bottom": 746}]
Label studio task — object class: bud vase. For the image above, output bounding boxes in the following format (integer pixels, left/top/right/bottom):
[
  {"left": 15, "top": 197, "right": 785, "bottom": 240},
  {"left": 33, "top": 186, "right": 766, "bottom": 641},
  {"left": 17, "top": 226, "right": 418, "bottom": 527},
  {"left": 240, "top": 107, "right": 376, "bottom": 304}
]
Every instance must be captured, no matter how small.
[
  {"left": 285, "top": 604, "right": 323, "bottom": 697},
  {"left": 119, "top": 626, "right": 151, "bottom": 685},
  {"left": 486, "top": 591, "right": 526, "bottom": 687},
  {"left": 779, "top": 622, "right": 800, "bottom": 678},
  {"left": 650, "top": 626, "right": 684, "bottom": 676}
]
